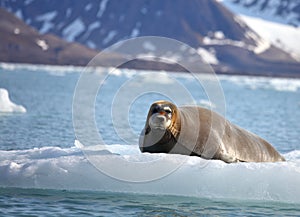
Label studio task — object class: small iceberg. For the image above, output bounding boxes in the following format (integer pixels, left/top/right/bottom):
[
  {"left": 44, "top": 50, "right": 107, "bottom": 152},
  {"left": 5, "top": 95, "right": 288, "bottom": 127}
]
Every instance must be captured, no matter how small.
[
  {"left": 0, "top": 143, "right": 299, "bottom": 203},
  {"left": 0, "top": 88, "right": 26, "bottom": 113}
]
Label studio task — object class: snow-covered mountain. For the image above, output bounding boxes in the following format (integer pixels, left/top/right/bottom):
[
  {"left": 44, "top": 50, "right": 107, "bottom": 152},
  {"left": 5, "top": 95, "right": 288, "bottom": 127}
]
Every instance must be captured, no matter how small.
[
  {"left": 1, "top": 0, "right": 300, "bottom": 76},
  {"left": 0, "top": 8, "right": 184, "bottom": 71},
  {"left": 1, "top": 0, "right": 257, "bottom": 48},
  {"left": 221, "top": 0, "right": 300, "bottom": 66},
  {"left": 240, "top": 15, "right": 300, "bottom": 62},
  {"left": 222, "top": 0, "right": 300, "bottom": 27}
]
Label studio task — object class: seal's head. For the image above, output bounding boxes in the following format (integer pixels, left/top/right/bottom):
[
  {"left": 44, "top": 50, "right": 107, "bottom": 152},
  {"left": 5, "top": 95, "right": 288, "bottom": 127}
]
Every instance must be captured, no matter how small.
[
  {"left": 140, "top": 100, "right": 181, "bottom": 153},
  {"left": 144, "top": 100, "right": 180, "bottom": 136},
  {"left": 148, "top": 102, "right": 171, "bottom": 129}
]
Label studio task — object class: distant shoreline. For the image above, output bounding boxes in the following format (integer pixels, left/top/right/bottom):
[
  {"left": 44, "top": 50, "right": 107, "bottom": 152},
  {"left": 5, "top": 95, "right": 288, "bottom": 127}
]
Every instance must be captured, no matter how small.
[{"left": 1, "top": 61, "right": 299, "bottom": 79}]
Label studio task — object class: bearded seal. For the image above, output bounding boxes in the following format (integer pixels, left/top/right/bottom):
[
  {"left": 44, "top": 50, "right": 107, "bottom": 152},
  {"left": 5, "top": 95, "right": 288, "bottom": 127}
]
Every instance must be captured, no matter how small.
[{"left": 139, "top": 100, "right": 285, "bottom": 163}]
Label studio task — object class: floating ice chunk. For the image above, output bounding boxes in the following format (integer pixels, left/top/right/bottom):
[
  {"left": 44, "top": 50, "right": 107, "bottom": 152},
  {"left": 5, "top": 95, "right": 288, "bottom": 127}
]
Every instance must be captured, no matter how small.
[
  {"left": 220, "top": 75, "right": 300, "bottom": 92},
  {"left": 0, "top": 88, "right": 26, "bottom": 113},
  {"left": 0, "top": 144, "right": 299, "bottom": 202},
  {"left": 138, "top": 71, "right": 175, "bottom": 84}
]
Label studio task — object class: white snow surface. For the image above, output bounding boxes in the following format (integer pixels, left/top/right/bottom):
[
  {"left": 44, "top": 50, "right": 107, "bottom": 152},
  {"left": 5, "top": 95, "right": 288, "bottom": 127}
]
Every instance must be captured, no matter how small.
[
  {"left": 0, "top": 88, "right": 26, "bottom": 113},
  {"left": 0, "top": 142, "right": 299, "bottom": 203}
]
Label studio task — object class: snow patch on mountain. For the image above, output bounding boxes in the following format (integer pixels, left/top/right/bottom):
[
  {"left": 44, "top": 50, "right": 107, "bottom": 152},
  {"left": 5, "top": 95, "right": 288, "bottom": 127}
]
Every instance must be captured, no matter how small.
[
  {"left": 82, "top": 21, "right": 101, "bottom": 40},
  {"left": 131, "top": 22, "right": 141, "bottom": 38},
  {"left": 143, "top": 41, "right": 156, "bottom": 51},
  {"left": 87, "top": 41, "right": 97, "bottom": 49},
  {"left": 66, "top": 8, "right": 72, "bottom": 18},
  {"left": 36, "top": 11, "right": 57, "bottom": 33},
  {"left": 97, "top": 0, "right": 109, "bottom": 18},
  {"left": 85, "top": 3, "right": 92, "bottom": 11},
  {"left": 203, "top": 28, "right": 271, "bottom": 54},
  {"left": 197, "top": 48, "right": 219, "bottom": 65},
  {"left": 14, "top": 28, "right": 20, "bottom": 34},
  {"left": 203, "top": 35, "right": 244, "bottom": 47},
  {"left": 14, "top": 9, "right": 23, "bottom": 20},
  {"left": 25, "top": 0, "right": 34, "bottom": 5},
  {"left": 103, "top": 30, "right": 117, "bottom": 45},
  {"left": 36, "top": 39, "right": 49, "bottom": 51},
  {"left": 62, "top": 18, "right": 85, "bottom": 42}
]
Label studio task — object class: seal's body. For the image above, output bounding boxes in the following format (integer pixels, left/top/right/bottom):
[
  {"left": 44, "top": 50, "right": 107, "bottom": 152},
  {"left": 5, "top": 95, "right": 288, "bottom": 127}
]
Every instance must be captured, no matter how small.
[{"left": 139, "top": 101, "right": 285, "bottom": 163}]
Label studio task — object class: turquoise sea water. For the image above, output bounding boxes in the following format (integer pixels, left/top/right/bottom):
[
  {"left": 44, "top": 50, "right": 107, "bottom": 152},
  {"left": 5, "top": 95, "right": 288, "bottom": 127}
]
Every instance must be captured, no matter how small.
[
  {"left": 1, "top": 188, "right": 299, "bottom": 216},
  {"left": 0, "top": 64, "right": 299, "bottom": 216}
]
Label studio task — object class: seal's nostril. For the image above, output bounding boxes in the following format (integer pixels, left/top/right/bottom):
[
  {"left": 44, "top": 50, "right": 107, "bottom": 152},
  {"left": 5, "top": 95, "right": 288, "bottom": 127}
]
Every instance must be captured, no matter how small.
[{"left": 157, "top": 116, "right": 165, "bottom": 121}]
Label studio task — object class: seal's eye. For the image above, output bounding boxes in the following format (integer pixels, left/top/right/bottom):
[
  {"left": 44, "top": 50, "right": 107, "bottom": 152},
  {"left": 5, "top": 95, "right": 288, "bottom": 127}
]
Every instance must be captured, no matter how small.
[
  {"left": 152, "top": 106, "right": 160, "bottom": 114},
  {"left": 164, "top": 108, "right": 172, "bottom": 114}
]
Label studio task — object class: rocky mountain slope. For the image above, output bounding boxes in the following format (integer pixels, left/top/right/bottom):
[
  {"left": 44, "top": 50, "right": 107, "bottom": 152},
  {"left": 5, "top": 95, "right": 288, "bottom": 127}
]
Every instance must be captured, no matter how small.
[
  {"left": 0, "top": 8, "right": 99, "bottom": 66},
  {"left": 0, "top": 8, "right": 187, "bottom": 71},
  {"left": 1, "top": 0, "right": 300, "bottom": 76}
]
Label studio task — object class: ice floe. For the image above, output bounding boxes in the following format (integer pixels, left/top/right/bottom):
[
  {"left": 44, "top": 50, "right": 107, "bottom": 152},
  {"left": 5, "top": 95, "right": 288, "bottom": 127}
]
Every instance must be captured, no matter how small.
[
  {"left": 0, "top": 143, "right": 299, "bottom": 203},
  {"left": 0, "top": 88, "right": 26, "bottom": 113}
]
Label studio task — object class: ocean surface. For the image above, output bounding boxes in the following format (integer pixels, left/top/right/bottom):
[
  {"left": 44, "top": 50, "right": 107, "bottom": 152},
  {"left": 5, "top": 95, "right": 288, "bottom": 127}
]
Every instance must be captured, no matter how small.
[{"left": 0, "top": 63, "right": 300, "bottom": 216}]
